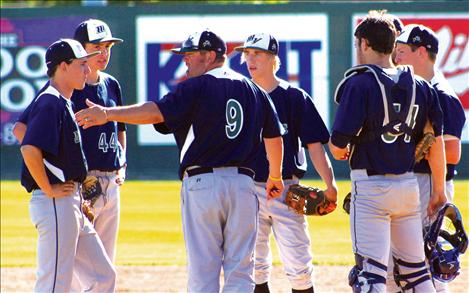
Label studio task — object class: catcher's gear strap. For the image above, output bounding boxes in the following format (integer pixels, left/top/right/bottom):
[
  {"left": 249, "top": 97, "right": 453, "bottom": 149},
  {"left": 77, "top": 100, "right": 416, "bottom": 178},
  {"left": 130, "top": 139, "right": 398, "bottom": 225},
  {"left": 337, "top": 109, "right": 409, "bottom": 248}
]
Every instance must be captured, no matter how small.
[
  {"left": 334, "top": 64, "right": 417, "bottom": 144},
  {"left": 393, "top": 257, "right": 431, "bottom": 291},
  {"left": 349, "top": 254, "right": 387, "bottom": 293}
]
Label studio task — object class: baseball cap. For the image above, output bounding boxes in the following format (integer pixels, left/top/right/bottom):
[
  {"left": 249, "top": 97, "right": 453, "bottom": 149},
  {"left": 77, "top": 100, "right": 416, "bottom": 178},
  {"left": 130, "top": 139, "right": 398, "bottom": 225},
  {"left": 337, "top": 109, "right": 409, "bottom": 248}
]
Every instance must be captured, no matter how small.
[
  {"left": 234, "top": 33, "right": 279, "bottom": 55},
  {"left": 171, "top": 30, "right": 226, "bottom": 55},
  {"left": 45, "top": 39, "right": 100, "bottom": 69},
  {"left": 74, "top": 19, "right": 123, "bottom": 44},
  {"left": 388, "top": 14, "right": 404, "bottom": 33},
  {"left": 396, "top": 24, "right": 439, "bottom": 54}
]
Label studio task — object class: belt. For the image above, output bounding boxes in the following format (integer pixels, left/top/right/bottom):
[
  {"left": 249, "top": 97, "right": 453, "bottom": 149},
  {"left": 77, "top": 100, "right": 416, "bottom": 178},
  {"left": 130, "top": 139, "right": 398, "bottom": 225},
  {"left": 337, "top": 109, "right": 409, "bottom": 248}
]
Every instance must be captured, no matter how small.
[
  {"left": 366, "top": 169, "right": 380, "bottom": 176},
  {"left": 186, "top": 167, "right": 255, "bottom": 179}
]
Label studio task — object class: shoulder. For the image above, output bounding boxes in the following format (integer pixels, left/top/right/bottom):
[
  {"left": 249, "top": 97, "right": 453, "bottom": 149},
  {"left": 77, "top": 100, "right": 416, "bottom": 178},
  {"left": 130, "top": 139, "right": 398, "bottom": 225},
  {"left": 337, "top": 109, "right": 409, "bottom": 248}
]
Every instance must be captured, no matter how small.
[
  {"left": 34, "top": 86, "right": 63, "bottom": 108},
  {"left": 100, "top": 72, "right": 121, "bottom": 88}
]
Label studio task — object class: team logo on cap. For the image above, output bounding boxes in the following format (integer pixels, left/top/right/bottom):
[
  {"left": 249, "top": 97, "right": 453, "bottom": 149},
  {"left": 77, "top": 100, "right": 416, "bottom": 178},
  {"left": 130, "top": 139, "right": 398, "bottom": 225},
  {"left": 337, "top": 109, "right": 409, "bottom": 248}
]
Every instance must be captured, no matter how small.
[
  {"left": 413, "top": 36, "right": 421, "bottom": 43},
  {"left": 203, "top": 40, "right": 211, "bottom": 48},
  {"left": 247, "top": 34, "right": 262, "bottom": 45},
  {"left": 96, "top": 25, "right": 105, "bottom": 34},
  {"left": 271, "top": 43, "right": 277, "bottom": 51}
]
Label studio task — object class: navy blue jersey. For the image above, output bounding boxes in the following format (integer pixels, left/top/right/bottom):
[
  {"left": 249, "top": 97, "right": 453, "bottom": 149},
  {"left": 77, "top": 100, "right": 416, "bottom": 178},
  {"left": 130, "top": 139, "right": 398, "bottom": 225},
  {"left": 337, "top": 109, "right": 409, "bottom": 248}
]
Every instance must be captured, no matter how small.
[
  {"left": 17, "top": 81, "right": 50, "bottom": 124},
  {"left": 332, "top": 65, "right": 443, "bottom": 175},
  {"left": 253, "top": 79, "right": 330, "bottom": 182},
  {"left": 155, "top": 67, "right": 284, "bottom": 179},
  {"left": 21, "top": 85, "right": 88, "bottom": 192},
  {"left": 414, "top": 71, "right": 466, "bottom": 180},
  {"left": 72, "top": 72, "right": 126, "bottom": 171}
]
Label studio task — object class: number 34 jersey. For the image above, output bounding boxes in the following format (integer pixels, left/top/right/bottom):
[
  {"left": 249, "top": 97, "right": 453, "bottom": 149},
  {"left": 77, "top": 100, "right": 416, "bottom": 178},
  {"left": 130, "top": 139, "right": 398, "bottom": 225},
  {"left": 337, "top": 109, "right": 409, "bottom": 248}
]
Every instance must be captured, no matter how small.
[
  {"left": 72, "top": 72, "right": 127, "bottom": 172},
  {"left": 155, "top": 67, "right": 284, "bottom": 179}
]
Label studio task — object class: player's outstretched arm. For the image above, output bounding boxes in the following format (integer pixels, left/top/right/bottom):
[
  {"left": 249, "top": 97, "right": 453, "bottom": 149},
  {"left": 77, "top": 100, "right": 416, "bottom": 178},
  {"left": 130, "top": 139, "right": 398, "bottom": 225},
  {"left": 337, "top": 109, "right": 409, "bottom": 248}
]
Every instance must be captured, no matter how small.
[
  {"left": 76, "top": 99, "right": 163, "bottom": 129},
  {"left": 427, "top": 135, "right": 447, "bottom": 216},
  {"left": 264, "top": 136, "right": 284, "bottom": 200},
  {"left": 20, "top": 145, "right": 75, "bottom": 198}
]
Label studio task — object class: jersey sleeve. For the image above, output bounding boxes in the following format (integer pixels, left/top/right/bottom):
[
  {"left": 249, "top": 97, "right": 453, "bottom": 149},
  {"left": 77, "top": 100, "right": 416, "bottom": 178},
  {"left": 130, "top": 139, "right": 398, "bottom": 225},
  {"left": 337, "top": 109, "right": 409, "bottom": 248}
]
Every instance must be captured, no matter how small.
[
  {"left": 17, "top": 102, "right": 33, "bottom": 124},
  {"left": 298, "top": 90, "right": 330, "bottom": 146},
  {"left": 426, "top": 85, "right": 443, "bottom": 137},
  {"left": 261, "top": 91, "right": 284, "bottom": 138},
  {"left": 114, "top": 80, "right": 127, "bottom": 132},
  {"left": 155, "top": 78, "right": 201, "bottom": 131},
  {"left": 437, "top": 89, "right": 466, "bottom": 138},
  {"left": 331, "top": 77, "right": 367, "bottom": 148},
  {"left": 21, "top": 95, "right": 62, "bottom": 156}
]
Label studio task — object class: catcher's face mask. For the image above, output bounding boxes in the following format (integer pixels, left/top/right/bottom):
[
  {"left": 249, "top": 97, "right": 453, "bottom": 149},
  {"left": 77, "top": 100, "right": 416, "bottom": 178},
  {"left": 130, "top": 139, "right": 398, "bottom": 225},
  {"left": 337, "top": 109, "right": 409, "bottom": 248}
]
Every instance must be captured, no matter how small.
[{"left": 424, "top": 203, "right": 468, "bottom": 282}]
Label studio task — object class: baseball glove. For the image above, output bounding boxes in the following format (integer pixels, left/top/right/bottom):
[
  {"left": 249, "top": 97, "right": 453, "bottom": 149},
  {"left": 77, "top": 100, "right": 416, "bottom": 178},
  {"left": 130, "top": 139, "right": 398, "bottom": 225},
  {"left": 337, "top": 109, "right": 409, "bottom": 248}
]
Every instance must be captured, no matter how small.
[
  {"left": 343, "top": 192, "right": 351, "bottom": 214},
  {"left": 81, "top": 175, "right": 104, "bottom": 222},
  {"left": 415, "top": 119, "right": 436, "bottom": 163},
  {"left": 285, "top": 184, "right": 337, "bottom": 216}
]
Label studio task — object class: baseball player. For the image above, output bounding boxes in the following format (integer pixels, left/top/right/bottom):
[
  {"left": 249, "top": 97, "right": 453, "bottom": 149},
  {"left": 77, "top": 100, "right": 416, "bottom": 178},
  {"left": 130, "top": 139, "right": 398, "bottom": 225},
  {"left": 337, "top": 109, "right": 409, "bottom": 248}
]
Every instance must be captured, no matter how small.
[
  {"left": 234, "top": 33, "right": 338, "bottom": 293},
  {"left": 75, "top": 29, "right": 285, "bottom": 293},
  {"left": 329, "top": 11, "right": 446, "bottom": 293},
  {"left": 390, "top": 24, "right": 467, "bottom": 292},
  {"left": 13, "top": 20, "right": 126, "bottom": 290},
  {"left": 18, "top": 39, "right": 115, "bottom": 292}
]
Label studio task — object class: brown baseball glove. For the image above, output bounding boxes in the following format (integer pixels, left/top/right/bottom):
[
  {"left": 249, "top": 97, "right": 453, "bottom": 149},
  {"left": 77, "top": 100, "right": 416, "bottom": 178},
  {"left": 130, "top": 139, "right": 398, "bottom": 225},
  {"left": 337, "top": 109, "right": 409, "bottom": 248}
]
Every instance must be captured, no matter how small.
[
  {"left": 415, "top": 120, "right": 436, "bottom": 163},
  {"left": 285, "top": 184, "right": 337, "bottom": 216},
  {"left": 81, "top": 175, "right": 104, "bottom": 222}
]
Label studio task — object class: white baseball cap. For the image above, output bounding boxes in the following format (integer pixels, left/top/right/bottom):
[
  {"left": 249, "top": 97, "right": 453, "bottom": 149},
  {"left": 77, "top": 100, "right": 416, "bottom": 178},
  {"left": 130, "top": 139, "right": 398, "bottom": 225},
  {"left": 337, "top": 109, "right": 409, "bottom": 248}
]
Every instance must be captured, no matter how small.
[
  {"left": 74, "top": 19, "right": 123, "bottom": 44},
  {"left": 234, "top": 33, "right": 279, "bottom": 55}
]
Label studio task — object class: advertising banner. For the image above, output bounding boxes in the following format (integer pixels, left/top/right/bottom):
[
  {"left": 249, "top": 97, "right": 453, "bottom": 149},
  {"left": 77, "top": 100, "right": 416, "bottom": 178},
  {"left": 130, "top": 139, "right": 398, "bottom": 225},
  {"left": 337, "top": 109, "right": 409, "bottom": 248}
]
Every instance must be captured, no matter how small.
[
  {"left": 352, "top": 14, "right": 469, "bottom": 142},
  {"left": 136, "top": 14, "right": 329, "bottom": 145},
  {"left": 0, "top": 16, "right": 88, "bottom": 145}
]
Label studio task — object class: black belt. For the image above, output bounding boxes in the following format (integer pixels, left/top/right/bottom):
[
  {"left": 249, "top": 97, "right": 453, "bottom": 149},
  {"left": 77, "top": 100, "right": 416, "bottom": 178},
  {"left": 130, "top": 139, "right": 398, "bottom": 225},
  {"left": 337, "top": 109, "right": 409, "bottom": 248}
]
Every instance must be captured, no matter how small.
[
  {"left": 186, "top": 167, "right": 255, "bottom": 179},
  {"left": 366, "top": 169, "right": 380, "bottom": 176}
]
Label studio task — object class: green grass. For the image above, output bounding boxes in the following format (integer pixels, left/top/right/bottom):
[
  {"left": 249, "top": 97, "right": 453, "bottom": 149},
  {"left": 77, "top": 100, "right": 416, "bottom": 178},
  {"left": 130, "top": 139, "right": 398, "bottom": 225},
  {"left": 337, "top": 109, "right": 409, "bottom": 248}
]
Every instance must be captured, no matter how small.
[{"left": 1, "top": 180, "right": 468, "bottom": 267}]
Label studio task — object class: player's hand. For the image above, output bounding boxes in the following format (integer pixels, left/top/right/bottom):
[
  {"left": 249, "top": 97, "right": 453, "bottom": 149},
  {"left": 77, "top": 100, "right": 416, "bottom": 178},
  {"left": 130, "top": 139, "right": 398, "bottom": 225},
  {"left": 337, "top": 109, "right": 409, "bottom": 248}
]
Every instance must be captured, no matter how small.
[
  {"left": 427, "top": 190, "right": 447, "bottom": 217},
  {"left": 44, "top": 181, "right": 76, "bottom": 198},
  {"left": 75, "top": 99, "right": 108, "bottom": 129},
  {"left": 328, "top": 141, "right": 350, "bottom": 160},
  {"left": 319, "top": 185, "right": 338, "bottom": 214},
  {"left": 266, "top": 177, "right": 284, "bottom": 200},
  {"left": 115, "top": 164, "right": 127, "bottom": 186}
]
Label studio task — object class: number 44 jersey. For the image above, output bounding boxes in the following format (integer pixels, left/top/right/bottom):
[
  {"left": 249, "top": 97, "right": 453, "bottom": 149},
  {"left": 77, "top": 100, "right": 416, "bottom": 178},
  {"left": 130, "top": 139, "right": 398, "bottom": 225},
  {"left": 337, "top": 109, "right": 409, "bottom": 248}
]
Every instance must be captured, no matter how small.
[{"left": 72, "top": 72, "right": 126, "bottom": 172}]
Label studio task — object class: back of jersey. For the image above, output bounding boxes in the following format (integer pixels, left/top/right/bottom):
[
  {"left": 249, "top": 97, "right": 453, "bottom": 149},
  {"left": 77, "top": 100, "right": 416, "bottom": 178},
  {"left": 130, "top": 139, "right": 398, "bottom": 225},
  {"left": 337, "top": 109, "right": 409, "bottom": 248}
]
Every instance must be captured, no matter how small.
[{"left": 156, "top": 67, "right": 282, "bottom": 179}]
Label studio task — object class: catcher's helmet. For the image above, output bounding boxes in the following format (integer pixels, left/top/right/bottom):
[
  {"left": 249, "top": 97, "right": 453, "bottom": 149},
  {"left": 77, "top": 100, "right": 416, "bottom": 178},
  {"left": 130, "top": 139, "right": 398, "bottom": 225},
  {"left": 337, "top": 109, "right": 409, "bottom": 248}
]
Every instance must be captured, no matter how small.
[{"left": 424, "top": 203, "right": 468, "bottom": 283}]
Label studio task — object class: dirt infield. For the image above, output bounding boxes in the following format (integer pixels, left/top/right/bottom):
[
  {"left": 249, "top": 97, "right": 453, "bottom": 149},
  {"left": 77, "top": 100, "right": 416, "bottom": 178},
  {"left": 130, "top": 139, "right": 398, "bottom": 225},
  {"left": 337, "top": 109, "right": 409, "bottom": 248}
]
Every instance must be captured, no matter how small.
[{"left": 1, "top": 265, "right": 467, "bottom": 292}]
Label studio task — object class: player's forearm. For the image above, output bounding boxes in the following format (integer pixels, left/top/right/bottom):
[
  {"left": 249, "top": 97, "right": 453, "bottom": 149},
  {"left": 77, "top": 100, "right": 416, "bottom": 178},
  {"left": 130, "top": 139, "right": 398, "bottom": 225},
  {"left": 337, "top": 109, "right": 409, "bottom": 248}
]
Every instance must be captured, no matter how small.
[
  {"left": 427, "top": 135, "right": 446, "bottom": 193},
  {"left": 12, "top": 122, "right": 27, "bottom": 144},
  {"left": 107, "top": 102, "right": 163, "bottom": 125},
  {"left": 443, "top": 136, "right": 461, "bottom": 164},
  {"left": 307, "top": 143, "right": 337, "bottom": 190},
  {"left": 264, "top": 136, "right": 283, "bottom": 178},
  {"left": 328, "top": 140, "right": 349, "bottom": 160},
  {"left": 20, "top": 145, "right": 52, "bottom": 194}
]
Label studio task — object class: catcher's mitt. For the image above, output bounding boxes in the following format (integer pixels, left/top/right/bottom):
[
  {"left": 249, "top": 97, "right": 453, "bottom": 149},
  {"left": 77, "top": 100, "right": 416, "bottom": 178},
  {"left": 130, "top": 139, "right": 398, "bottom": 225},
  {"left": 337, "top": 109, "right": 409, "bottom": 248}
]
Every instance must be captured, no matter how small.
[
  {"left": 415, "top": 119, "right": 435, "bottom": 163},
  {"left": 81, "top": 175, "right": 104, "bottom": 222},
  {"left": 285, "top": 184, "right": 337, "bottom": 216},
  {"left": 343, "top": 192, "right": 351, "bottom": 214}
]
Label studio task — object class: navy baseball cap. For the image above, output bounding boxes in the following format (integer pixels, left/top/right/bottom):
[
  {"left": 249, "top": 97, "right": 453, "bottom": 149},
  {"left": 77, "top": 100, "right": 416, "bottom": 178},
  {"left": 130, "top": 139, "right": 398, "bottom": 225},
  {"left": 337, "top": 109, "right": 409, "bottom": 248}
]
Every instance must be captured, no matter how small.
[
  {"left": 388, "top": 14, "right": 404, "bottom": 33},
  {"left": 396, "top": 24, "right": 439, "bottom": 54},
  {"left": 74, "top": 19, "right": 123, "bottom": 44},
  {"left": 234, "top": 33, "right": 279, "bottom": 55},
  {"left": 171, "top": 30, "right": 226, "bottom": 55},
  {"left": 45, "top": 39, "right": 100, "bottom": 69}
]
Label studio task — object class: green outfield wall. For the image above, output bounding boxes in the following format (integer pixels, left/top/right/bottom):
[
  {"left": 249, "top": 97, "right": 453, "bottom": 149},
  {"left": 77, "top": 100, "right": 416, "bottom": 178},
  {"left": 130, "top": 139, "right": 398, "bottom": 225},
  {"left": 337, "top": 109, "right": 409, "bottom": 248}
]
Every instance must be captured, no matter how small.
[{"left": 1, "top": 1, "right": 468, "bottom": 180}]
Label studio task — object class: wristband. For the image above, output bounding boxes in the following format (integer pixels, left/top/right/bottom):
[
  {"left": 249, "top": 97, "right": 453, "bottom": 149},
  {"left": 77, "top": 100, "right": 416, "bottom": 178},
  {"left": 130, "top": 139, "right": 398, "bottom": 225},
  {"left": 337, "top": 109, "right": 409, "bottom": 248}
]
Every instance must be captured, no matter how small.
[{"left": 268, "top": 175, "right": 282, "bottom": 181}]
